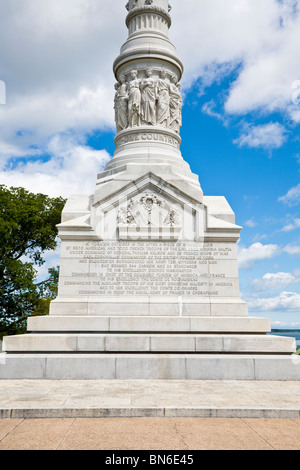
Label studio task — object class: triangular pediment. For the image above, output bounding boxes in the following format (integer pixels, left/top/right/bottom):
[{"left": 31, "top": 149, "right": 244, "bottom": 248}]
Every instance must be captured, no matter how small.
[
  {"left": 91, "top": 172, "right": 205, "bottom": 242},
  {"left": 93, "top": 171, "right": 202, "bottom": 213}
]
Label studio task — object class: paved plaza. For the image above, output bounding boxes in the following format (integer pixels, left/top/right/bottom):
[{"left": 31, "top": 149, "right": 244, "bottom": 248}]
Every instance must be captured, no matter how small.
[
  {"left": 0, "top": 415, "right": 299, "bottom": 450},
  {"left": 0, "top": 379, "right": 299, "bottom": 419}
]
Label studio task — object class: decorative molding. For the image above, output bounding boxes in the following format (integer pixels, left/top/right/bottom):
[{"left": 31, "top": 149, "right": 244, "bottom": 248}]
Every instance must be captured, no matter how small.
[
  {"left": 128, "top": 12, "right": 169, "bottom": 36},
  {"left": 126, "top": 5, "right": 172, "bottom": 29}
]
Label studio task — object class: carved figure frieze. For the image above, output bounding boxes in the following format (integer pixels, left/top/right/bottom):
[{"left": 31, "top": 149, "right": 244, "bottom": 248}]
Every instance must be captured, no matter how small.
[
  {"left": 118, "top": 192, "right": 181, "bottom": 228},
  {"left": 114, "top": 67, "right": 182, "bottom": 134}
]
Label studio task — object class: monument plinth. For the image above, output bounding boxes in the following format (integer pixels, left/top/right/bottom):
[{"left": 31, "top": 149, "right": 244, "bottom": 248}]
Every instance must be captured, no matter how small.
[{"left": 1, "top": 0, "right": 299, "bottom": 380}]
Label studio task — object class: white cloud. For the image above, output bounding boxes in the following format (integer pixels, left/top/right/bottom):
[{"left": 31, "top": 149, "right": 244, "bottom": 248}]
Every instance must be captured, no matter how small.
[
  {"left": 0, "top": 0, "right": 136, "bottom": 168},
  {"left": 238, "top": 240, "right": 300, "bottom": 270},
  {"left": 252, "top": 233, "right": 268, "bottom": 242},
  {"left": 201, "top": 100, "right": 229, "bottom": 125},
  {"left": 283, "top": 244, "right": 300, "bottom": 255},
  {"left": 251, "top": 272, "right": 300, "bottom": 292},
  {"left": 0, "top": 0, "right": 124, "bottom": 96},
  {"left": 0, "top": 78, "right": 115, "bottom": 162},
  {"left": 172, "top": 0, "right": 300, "bottom": 122},
  {"left": 224, "top": 3, "right": 300, "bottom": 117},
  {"left": 248, "top": 291, "right": 300, "bottom": 311},
  {"left": 289, "top": 105, "right": 300, "bottom": 123},
  {"left": 279, "top": 184, "right": 300, "bottom": 206},
  {"left": 1, "top": 0, "right": 300, "bottom": 147},
  {"left": 0, "top": 134, "right": 111, "bottom": 198},
  {"left": 244, "top": 218, "right": 256, "bottom": 228},
  {"left": 233, "top": 123, "right": 287, "bottom": 150},
  {"left": 281, "top": 218, "right": 300, "bottom": 232},
  {"left": 238, "top": 242, "right": 281, "bottom": 270},
  {"left": 173, "top": 0, "right": 282, "bottom": 87},
  {"left": 0, "top": 80, "right": 5, "bottom": 105},
  {"left": 0, "top": 0, "right": 122, "bottom": 196}
]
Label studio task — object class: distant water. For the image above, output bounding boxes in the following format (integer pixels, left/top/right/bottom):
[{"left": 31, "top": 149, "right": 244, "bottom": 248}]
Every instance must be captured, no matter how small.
[{"left": 270, "top": 330, "right": 300, "bottom": 348}]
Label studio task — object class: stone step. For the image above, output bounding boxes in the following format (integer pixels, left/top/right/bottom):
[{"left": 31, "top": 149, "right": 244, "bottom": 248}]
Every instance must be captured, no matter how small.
[
  {"left": 3, "top": 333, "right": 295, "bottom": 353},
  {"left": 27, "top": 315, "right": 271, "bottom": 333},
  {"left": 1, "top": 353, "right": 300, "bottom": 380},
  {"left": 49, "top": 298, "right": 249, "bottom": 317}
]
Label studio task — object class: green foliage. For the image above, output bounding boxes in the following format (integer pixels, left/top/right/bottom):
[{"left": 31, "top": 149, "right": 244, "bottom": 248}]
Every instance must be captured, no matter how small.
[
  {"left": 33, "top": 267, "right": 60, "bottom": 318},
  {"left": 0, "top": 185, "right": 66, "bottom": 337}
]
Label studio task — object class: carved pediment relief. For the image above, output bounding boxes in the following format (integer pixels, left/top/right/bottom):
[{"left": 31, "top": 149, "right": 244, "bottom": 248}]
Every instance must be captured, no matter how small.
[
  {"left": 117, "top": 191, "right": 182, "bottom": 240},
  {"left": 118, "top": 192, "right": 181, "bottom": 227}
]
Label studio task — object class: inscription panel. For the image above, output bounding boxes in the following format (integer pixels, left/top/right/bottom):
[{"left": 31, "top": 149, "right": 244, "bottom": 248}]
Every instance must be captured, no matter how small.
[
  {"left": 116, "top": 131, "right": 181, "bottom": 149},
  {"left": 58, "top": 241, "right": 240, "bottom": 298}
]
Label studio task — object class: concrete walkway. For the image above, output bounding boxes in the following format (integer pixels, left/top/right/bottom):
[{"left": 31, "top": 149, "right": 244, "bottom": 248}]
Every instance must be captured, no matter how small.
[
  {"left": 0, "top": 380, "right": 300, "bottom": 450},
  {"left": 0, "top": 379, "right": 300, "bottom": 419}
]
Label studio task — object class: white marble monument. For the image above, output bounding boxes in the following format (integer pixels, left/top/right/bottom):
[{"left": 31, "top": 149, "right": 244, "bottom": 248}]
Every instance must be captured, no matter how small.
[{"left": 1, "top": 0, "right": 300, "bottom": 380}]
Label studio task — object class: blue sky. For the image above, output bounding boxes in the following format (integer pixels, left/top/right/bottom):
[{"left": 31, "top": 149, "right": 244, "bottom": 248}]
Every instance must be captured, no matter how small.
[
  {"left": 181, "top": 79, "right": 300, "bottom": 327},
  {"left": 1, "top": 0, "right": 300, "bottom": 327}
]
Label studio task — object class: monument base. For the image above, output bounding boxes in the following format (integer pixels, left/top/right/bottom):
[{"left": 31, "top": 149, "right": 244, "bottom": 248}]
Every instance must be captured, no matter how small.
[
  {"left": 1, "top": 165, "right": 299, "bottom": 380},
  {"left": 1, "top": 354, "right": 300, "bottom": 381},
  {"left": 1, "top": 314, "right": 299, "bottom": 380}
]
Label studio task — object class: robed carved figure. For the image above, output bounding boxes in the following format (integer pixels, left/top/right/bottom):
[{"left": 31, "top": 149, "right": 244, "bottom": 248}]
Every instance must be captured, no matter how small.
[
  {"left": 157, "top": 69, "right": 170, "bottom": 128},
  {"left": 141, "top": 68, "right": 157, "bottom": 126},
  {"left": 114, "top": 75, "right": 129, "bottom": 132},
  {"left": 169, "top": 74, "right": 182, "bottom": 134},
  {"left": 128, "top": 70, "right": 142, "bottom": 127}
]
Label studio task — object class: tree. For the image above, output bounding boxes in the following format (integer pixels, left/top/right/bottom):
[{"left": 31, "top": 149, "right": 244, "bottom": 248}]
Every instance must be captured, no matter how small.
[
  {"left": 0, "top": 185, "right": 66, "bottom": 337},
  {"left": 33, "top": 266, "right": 60, "bottom": 318}
]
